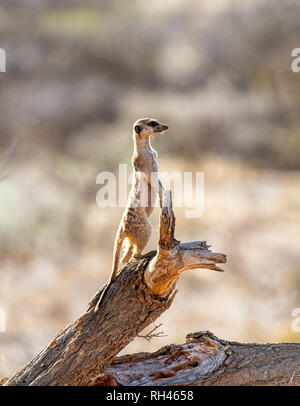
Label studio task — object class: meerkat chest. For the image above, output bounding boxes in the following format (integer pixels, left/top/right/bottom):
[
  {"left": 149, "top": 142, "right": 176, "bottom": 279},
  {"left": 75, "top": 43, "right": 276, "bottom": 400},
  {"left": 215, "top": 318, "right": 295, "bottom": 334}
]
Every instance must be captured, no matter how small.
[{"left": 133, "top": 150, "right": 158, "bottom": 174}]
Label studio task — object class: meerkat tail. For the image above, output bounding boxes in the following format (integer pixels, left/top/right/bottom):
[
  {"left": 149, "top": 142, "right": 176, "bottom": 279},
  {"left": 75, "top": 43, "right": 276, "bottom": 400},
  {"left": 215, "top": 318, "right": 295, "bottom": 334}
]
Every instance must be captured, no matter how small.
[
  {"left": 110, "top": 232, "right": 125, "bottom": 282},
  {"left": 94, "top": 231, "right": 124, "bottom": 312}
]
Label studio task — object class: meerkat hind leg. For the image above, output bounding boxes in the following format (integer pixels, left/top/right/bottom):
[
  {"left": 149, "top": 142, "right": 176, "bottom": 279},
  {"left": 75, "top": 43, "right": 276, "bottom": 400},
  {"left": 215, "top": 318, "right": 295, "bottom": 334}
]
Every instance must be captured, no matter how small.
[
  {"left": 132, "top": 226, "right": 151, "bottom": 258},
  {"left": 121, "top": 242, "right": 135, "bottom": 264}
]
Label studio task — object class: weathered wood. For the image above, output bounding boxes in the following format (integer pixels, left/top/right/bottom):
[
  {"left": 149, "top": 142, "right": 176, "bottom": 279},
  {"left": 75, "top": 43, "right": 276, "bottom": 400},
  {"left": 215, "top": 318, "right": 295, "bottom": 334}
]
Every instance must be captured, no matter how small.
[
  {"left": 144, "top": 191, "right": 226, "bottom": 297},
  {"left": 5, "top": 190, "right": 226, "bottom": 386},
  {"left": 4, "top": 252, "right": 175, "bottom": 386},
  {"left": 4, "top": 189, "right": 299, "bottom": 386},
  {"left": 97, "top": 331, "right": 300, "bottom": 386}
]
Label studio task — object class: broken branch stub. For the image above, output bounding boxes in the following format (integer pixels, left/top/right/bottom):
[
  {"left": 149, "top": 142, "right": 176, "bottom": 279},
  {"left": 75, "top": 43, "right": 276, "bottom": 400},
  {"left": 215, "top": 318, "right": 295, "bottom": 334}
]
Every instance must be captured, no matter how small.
[
  {"left": 144, "top": 190, "right": 227, "bottom": 298},
  {"left": 159, "top": 190, "right": 179, "bottom": 249}
]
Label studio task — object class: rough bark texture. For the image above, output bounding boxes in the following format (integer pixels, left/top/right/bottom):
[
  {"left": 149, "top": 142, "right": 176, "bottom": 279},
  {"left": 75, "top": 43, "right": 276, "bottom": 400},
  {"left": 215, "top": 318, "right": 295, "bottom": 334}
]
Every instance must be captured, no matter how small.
[
  {"left": 4, "top": 251, "right": 176, "bottom": 386},
  {"left": 5, "top": 189, "right": 298, "bottom": 386},
  {"left": 5, "top": 188, "right": 298, "bottom": 386},
  {"left": 5, "top": 190, "right": 227, "bottom": 386},
  {"left": 98, "top": 331, "right": 300, "bottom": 386}
]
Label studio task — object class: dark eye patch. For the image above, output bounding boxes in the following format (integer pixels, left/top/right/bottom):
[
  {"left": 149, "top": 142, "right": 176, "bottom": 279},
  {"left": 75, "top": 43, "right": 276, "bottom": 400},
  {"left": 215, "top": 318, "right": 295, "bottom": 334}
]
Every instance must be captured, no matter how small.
[{"left": 149, "top": 121, "right": 158, "bottom": 127}]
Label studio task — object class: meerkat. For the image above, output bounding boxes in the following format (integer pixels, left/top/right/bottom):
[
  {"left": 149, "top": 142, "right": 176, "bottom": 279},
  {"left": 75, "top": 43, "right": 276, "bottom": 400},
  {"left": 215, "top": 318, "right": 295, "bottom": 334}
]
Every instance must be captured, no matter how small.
[{"left": 94, "top": 118, "right": 168, "bottom": 311}]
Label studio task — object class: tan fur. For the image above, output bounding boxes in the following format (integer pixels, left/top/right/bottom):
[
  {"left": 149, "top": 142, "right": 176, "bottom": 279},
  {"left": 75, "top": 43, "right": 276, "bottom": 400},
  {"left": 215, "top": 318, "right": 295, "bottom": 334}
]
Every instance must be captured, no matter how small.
[{"left": 94, "top": 118, "right": 168, "bottom": 311}]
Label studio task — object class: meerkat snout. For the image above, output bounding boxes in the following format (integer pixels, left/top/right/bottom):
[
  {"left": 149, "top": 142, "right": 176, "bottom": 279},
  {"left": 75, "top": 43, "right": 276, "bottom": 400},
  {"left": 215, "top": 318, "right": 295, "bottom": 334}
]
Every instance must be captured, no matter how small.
[{"left": 153, "top": 122, "right": 168, "bottom": 133}]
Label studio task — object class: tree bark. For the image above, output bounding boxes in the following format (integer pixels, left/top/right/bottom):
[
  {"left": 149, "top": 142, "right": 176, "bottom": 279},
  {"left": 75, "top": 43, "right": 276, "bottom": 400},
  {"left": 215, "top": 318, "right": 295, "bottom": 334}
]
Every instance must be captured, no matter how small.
[
  {"left": 4, "top": 191, "right": 299, "bottom": 386},
  {"left": 96, "top": 331, "right": 300, "bottom": 386},
  {"left": 4, "top": 191, "right": 226, "bottom": 386}
]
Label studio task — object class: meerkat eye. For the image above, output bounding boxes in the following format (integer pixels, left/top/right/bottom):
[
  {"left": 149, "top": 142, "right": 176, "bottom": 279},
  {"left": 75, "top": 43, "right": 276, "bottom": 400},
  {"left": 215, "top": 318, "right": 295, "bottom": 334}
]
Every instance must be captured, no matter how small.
[{"left": 149, "top": 121, "right": 158, "bottom": 127}]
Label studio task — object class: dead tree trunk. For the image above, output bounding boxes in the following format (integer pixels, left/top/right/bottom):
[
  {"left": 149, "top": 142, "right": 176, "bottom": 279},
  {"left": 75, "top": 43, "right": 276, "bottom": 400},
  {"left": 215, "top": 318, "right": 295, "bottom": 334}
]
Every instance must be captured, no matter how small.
[
  {"left": 5, "top": 191, "right": 226, "bottom": 386},
  {"left": 99, "top": 331, "right": 300, "bottom": 386},
  {"left": 4, "top": 191, "right": 299, "bottom": 386}
]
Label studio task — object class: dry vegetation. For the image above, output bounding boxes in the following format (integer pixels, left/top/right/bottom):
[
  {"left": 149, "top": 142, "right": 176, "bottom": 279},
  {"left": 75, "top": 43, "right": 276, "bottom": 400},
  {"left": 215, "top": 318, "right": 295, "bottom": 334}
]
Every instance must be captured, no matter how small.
[{"left": 0, "top": 0, "right": 300, "bottom": 379}]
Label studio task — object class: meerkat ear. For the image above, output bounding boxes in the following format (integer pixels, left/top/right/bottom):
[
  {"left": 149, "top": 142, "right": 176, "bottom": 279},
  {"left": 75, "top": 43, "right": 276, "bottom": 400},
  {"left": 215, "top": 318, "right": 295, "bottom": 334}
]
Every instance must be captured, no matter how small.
[{"left": 134, "top": 124, "right": 142, "bottom": 135}]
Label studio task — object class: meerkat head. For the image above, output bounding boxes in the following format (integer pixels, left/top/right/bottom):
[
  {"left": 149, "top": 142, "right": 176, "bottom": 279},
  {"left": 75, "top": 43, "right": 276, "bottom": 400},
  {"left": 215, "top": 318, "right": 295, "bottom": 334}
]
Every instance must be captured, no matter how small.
[{"left": 133, "top": 118, "right": 168, "bottom": 138}]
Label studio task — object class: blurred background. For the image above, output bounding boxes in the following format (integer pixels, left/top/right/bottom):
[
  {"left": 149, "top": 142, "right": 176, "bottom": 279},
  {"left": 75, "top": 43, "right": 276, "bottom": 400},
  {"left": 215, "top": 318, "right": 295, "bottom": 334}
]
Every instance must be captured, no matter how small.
[{"left": 0, "top": 0, "right": 300, "bottom": 379}]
